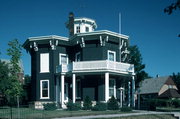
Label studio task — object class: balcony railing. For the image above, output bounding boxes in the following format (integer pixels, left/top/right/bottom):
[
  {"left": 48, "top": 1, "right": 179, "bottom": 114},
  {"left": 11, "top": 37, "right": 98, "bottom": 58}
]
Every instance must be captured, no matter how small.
[{"left": 56, "top": 60, "right": 134, "bottom": 74}]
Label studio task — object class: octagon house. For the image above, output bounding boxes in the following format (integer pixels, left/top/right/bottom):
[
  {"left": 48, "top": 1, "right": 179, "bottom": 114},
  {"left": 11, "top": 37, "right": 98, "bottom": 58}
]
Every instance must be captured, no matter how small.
[{"left": 23, "top": 13, "right": 135, "bottom": 109}]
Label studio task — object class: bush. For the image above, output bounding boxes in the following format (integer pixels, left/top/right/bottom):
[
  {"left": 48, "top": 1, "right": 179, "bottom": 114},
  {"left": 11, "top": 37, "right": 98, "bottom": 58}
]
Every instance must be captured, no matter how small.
[
  {"left": 66, "top": 101, "right": 81, "bottom": 111},
  {"left": 120, "top": 107, "right": 132, "bottom": 112},
  {"left": 148, "top": 99, "right": 156, "bottom": 111},
  {"left": 43, "top": 103, "right": 57, "bottom": 110},
  {"left": 107, "top": 96, "right": 119, "bottom": 110},
  {"left": 83, "top": 96, "right": 92, "bottom": 110},
  {"left": 92, "top": 102, "right": 107, "bottom": 111},
  {"left": 172, "top": 99, "right": 180, "bottom": 108}
]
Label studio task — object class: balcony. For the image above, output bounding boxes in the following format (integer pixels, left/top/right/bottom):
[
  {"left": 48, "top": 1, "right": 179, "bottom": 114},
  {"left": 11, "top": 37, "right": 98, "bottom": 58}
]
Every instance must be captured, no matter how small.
[{"left": 56, "top": 60, "right": 134, "bottom": 74}]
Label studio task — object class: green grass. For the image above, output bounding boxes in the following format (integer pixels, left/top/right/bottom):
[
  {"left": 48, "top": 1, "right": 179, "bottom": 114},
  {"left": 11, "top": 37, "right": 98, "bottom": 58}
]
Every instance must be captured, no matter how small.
[
  {"left": 156, "top": 107, "right": 180, "bottom": 112},
  {"left": 0, "top": 107, "right": 131, "bottom": 119},
  {"left": 96, "top": 114, "right": 176, "bottom": 119}
]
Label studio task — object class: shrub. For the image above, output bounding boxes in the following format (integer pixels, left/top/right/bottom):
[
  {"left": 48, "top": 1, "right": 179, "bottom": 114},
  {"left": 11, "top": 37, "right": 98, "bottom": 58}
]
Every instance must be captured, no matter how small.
[
  {"left": 120, "top": 107, "right": 132, "bottom": 112},
  {"left": 43, "top": 103, "right": 57, "bottom": 110},
  {"left": 83, "top": 96, "right": 92, "bottom": 110},
  {"left": 92, "top": 102, "right": 107, "bottom": 111},
  {"left": 66, "top": 101, "right": 81, "bottom": 111},
  {"left": 107, "top": 96, "right": 119, "bottom": 110},
  {"left": 147, "top": 99, "right": 156, "bottom": 111},
  {"left": 172, "top": 99, "right": 180, "bottom": 108}
]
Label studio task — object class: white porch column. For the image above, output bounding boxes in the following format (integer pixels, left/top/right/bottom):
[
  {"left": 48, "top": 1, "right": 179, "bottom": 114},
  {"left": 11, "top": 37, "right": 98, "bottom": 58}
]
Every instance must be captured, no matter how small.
[
  {"left": 72, "top": 74, "right": 76, "bottom": 103},
  {"left": 132, "top": 75, "right": 135, "bottom": 108},
  {"left": 128, "top": 81, "right": 131, "bottom": 107},
  {"left": 61, "top": 75, "right": 65, "bottom": 108},
  {"left": 105, "top": 72, "right": 109, "bottom": 102}
]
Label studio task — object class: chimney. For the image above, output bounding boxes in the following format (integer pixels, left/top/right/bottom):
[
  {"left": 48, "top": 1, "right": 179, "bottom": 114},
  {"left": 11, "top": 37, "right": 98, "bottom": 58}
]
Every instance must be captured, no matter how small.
[{"left": 66, "top": 12, "right": 74, "bottom": 37}]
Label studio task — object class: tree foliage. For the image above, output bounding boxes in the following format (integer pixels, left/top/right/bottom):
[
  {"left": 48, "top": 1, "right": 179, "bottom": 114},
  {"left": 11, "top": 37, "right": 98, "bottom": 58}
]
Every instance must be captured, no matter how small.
[
  {"left": 0, "top": 60, "right": 10, "bottom": 95},
  {"left": 164, "top": 0, "right": 180, "bottom": 37},
  {"left": 171, "top": 72, "right": 180, "bottom": 93},
  {"left": 127, "top": 45, "right": 150, "bottom": 88},
  {"left": 164, "top": 0, "right": 180, "bottom": 15},
  {"left": 6, "top": 39, "right": 23, "bottom": 103}
]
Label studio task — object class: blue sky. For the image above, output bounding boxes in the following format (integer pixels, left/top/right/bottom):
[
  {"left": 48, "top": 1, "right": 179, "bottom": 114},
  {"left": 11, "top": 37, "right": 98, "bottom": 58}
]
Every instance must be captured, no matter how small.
[{"left": 0, "top": 0, "right": 179, "bottom": 77}]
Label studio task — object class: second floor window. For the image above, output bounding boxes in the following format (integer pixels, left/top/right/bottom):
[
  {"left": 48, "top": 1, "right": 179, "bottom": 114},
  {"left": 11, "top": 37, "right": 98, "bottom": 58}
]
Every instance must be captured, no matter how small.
[
  {"left": 40, "top": 53, "right": 49, "bottom": 73},
  {"left": 75, "top": 52, "right": 81, "bottom": 62},
  {"left": 108, "top": 50, "right": 116, "bottom": 61},
  {"left": 59, "top": 53, "right": 68, "bottom": 64},
  {"left": 76, "top": 26, "right": 80, "bottom": 33}
]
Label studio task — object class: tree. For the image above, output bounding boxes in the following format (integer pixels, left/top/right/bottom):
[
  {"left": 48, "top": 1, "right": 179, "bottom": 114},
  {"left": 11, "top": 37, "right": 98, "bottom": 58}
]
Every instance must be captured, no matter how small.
[
  {"left": 171, "top": 72, "right": 180, "bottom": 93},
  {"left": 6, "top": 39, "right": 23, "bottom": 105},
  {"left": 164, "top": 0, "right": 180, "bottom": 37},
  {"left": 164, "top": 0, "right": 180, "bottom": 15},
  {"left": 0, "top": 60, "right": 10, "bottom": 98},
  {"left": 127, "top": 45, "right": 150, "bottom": 88}
]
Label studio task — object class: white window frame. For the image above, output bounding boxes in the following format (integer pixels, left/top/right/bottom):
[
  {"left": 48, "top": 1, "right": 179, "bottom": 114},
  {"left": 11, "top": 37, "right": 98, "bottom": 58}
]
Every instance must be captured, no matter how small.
[
  {"left": 40, "top": 80, "right": 50, "bottom": 99},
  {"left": 75, "top": 52, "right": 81, "bottom": 62},
  {"left": 40, "top": 53, "right": 49, "bottom": 73},
  {"left": 109, "top": 79, "right": 116, "bottom": 98},
  {"left": 108, "top": 50, "right": 116, "bottom": 61},
  {"left": 59, "top": 53, "right": 69, "bottom": 65}
]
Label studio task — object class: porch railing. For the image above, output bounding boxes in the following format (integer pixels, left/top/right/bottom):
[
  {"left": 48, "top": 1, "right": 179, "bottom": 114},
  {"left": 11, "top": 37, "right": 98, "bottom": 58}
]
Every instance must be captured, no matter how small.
[{"left": 56, "top": 60, "right": 134, "bottom": 74}]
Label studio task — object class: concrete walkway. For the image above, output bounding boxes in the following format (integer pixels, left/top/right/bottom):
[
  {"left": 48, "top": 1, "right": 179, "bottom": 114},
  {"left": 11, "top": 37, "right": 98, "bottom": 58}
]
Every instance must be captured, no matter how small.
[{"left": 53, "top": 111, "right": 180, "bottom": 119}]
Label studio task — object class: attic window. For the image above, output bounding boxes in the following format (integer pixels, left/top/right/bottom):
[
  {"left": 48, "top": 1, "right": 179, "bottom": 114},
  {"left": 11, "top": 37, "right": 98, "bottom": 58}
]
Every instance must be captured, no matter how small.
[
  {"left": 168, "top": 85, "right": 173, "bottom": 89},
  {"left": 85, "top": 27, "right": 89, "bottom": 32},
  {"left": 76, "top": 26, "right": 80, "bottom": 33}
]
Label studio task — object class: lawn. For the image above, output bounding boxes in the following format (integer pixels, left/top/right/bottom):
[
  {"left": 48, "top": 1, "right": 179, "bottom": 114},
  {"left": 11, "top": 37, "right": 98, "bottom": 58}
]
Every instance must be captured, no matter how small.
[
  {"left": 0, "top": 107, "right": 177, "bottom": 119},
  {"left": 0, "top": 107, "right": 131, "bottom": 119},
  {"left": 97, "top": 115, "right": 176, "bottom": 119}
]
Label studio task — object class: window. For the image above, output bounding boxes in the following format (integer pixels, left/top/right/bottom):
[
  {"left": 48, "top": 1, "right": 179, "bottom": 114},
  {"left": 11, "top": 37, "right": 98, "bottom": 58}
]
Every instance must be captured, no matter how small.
[
  {"left": 76, "top": 79, "right": 81, "bottom": 99},
  {"left": 109, "top": 79, "right": 116, "bottom": 98},
  {"left": 75, "top": 52, "right": 81, "bottom": 62},
  {"left": 40, "top": 53, "right": 49, "bottom": 73},
  {"left": 85, "top": 27, "right": 89, "bottom": 32},
  {"left": 40, "top": 80, "right": 49, "bottom": 99},
  {"left": 168, "top": 85, "right": 173, "bottom": 89},
  {"left": 59, "top": 53, "right": 68, "bottom": 64},
  {"left": 76, "top": 26, "right": 80, "bottom": 33},
  {"left": 108, "top": 50, "right": 116, "bottom": 61}
]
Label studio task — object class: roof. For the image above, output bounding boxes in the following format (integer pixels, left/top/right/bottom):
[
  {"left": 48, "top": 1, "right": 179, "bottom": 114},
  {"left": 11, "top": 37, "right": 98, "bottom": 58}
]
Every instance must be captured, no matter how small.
[
  {"left": 23, "top": 30, "right": 129, "bottom": 51},
  {"left": 139, "top": 76, "right": 170, "bottom": 94},
  {"left": 158, "top": 88, "right": 180, "bottom": 98}
]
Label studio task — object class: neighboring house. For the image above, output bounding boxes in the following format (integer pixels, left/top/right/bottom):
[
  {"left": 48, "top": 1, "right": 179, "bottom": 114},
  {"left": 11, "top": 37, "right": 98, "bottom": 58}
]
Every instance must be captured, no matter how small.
[
  {"left": 23, "top": 13, "right": 135, "bottom": 109},
  {"left": 138, "top": 76, "right": 180, "bottom": 101}
]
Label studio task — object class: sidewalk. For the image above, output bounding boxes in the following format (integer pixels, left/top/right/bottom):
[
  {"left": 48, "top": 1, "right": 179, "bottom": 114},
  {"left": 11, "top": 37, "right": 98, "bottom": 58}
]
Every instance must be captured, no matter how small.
[{"left": 53, "top": 110, "right": 180, "bottom": 119}]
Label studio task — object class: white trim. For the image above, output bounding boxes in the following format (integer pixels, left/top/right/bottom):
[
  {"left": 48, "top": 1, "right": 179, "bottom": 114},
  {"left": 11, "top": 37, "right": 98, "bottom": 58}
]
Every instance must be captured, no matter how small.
[
  {"left": 28, "top": 35, "right": 69, "bottom": 41},
  {"left": 75, "top": 52, "right": 81, "bottom": 62},
  {"left": 105, "top": 73, "right": 109, "bottom": 102},
  {"left": 40, "top": 80, "right": 50, "bottom": 99},
  {"left": 40, "top": 53, "right": 49, "bottom": 73},
  {"left": 59, "top": 53, "right": 69, "bottom": 65},
  {"left": 108, "top": 50, "right": 116, "bottom": 62}
]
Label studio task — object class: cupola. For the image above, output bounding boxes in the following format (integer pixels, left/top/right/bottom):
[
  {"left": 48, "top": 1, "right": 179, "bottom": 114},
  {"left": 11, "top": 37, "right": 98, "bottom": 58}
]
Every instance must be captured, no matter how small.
[{"left": 66, "top": 12, "right": 97, "bottom": 37}]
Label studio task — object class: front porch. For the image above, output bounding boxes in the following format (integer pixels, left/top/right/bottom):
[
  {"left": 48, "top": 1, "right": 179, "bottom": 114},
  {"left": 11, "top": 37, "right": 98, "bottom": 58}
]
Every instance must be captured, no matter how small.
[{"left": 55, "top": 60, "right": 135, "bottom": 108}]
